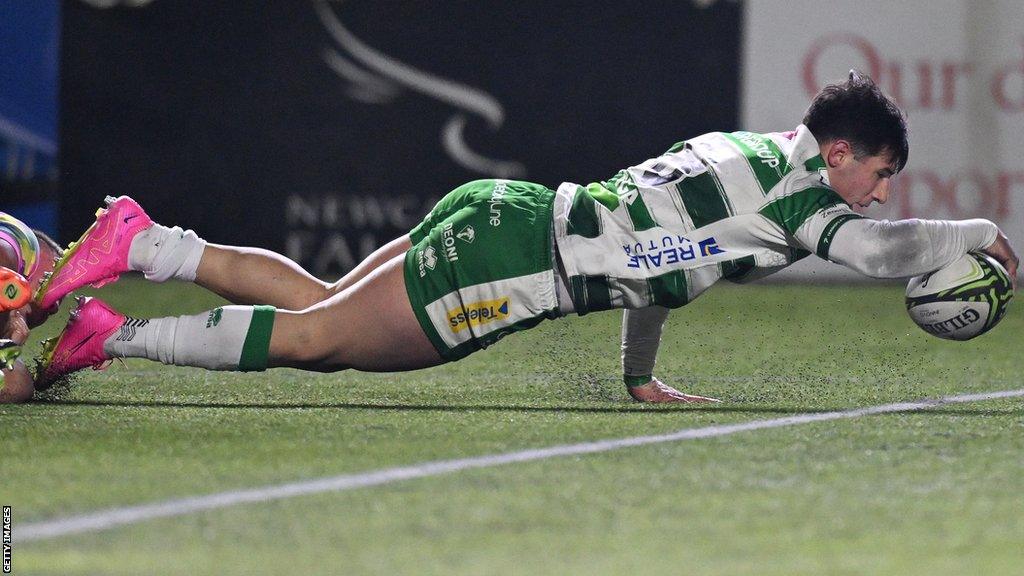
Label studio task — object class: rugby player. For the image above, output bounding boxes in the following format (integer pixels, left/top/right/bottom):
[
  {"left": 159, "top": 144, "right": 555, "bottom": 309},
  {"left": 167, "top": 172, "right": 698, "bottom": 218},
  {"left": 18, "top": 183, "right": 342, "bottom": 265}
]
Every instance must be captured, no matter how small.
[
  {"left": 27, "top": 72, "right": 1019, "bottom": 404},
  {"left": 0, "top": 213, "right": 62, "bottom": 402}
]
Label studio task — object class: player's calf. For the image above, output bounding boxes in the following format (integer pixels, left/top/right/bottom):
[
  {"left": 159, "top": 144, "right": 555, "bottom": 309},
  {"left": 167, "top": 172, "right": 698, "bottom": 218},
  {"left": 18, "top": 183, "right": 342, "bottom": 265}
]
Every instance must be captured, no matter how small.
[
  {"left": 39, "top": 298, "right": 279, "bottom": 386},
  {"left": 266, "top": 308, "right": 349, "bottom": 372}
]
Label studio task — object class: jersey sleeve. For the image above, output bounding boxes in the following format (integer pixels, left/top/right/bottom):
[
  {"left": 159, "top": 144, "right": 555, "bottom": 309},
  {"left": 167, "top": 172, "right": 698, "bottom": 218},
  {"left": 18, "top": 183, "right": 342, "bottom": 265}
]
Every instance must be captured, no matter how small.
[
  {"left": 828, "top": 217, "right": 999, "bottom": 278},
  {"left": 621, "top": 306, "right": 670, "bottom": 385},
  {"left": 756, "top": 187, "right": 863, "bottom": 260}
]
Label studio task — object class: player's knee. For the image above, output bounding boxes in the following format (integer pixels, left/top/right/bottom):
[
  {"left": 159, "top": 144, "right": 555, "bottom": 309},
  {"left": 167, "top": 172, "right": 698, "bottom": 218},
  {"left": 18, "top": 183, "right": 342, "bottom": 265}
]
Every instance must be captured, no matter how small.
[
  {"left": 297, "top": 284, "right": 335, "bottom": 309},
  {"left": 272, "top": 310, "right": 347, "bottom": 369}
]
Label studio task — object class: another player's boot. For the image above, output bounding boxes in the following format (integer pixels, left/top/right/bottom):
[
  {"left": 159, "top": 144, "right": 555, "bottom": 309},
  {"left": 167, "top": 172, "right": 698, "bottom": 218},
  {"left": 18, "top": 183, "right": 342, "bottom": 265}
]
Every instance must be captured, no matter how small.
[
  {"left": 35, "top": 196, "right": 153, "bottom": 310},
  {"left": 37, "top": 296, "right": 124, "bottom": 387}
]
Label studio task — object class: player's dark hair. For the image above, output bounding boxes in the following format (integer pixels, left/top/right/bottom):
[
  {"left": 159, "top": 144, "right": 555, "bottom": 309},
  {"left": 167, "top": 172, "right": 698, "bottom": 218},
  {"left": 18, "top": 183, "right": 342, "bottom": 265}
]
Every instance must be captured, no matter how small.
[
  {"left": 32, "top": 229, "right": 63, "bottom": 257},
  {"left": 803, "top": 70, "right": 909, "bottom": 172}
]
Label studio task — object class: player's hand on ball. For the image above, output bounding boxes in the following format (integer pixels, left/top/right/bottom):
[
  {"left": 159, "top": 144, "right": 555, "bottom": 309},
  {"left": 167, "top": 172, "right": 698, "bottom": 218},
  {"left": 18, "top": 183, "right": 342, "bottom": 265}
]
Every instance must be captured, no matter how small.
[
  {"left": 982, "top": 229, "right": 1018, "bottom": 289},
  {"left": 628, "top": 378, "right": 721, "bottom": 403}
]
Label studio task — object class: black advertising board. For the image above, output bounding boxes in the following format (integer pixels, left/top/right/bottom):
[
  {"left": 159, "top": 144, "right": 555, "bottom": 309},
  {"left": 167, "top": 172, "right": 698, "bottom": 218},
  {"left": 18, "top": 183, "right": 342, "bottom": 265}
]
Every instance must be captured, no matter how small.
[{"left": 61, "top": 0, "right": 742, "bottom": 276}]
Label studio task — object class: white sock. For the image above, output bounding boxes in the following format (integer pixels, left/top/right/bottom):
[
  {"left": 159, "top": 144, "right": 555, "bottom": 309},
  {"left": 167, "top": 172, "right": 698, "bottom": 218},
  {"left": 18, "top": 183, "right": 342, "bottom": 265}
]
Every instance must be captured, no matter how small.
[
  {"left": 128, "top": 224, "right": 206, "bottom": 283},
  {"left": 104, "top": 306, "right": 276, "bottom": 371}
]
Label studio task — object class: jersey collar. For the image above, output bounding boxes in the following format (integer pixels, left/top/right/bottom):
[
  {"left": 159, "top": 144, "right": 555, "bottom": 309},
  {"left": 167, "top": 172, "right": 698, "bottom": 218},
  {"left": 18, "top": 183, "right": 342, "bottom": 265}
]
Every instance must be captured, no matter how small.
[{"left": 793, "top": 125, "right": 831, "bottom": 187}]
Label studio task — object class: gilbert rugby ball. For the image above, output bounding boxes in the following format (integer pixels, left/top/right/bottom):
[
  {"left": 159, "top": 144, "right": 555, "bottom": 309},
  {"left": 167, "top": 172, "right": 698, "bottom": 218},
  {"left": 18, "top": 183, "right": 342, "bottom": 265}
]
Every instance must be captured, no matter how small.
[{"left": 905, "top": 252, "right": 1013, "bottom": 341}]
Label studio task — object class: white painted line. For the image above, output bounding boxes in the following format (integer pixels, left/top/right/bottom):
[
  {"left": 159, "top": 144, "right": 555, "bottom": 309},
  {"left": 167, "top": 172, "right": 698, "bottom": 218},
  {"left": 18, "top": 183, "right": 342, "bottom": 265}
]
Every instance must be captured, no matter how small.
[{"left": 17, "top": 388, "right": 1024, "bottom": 543}]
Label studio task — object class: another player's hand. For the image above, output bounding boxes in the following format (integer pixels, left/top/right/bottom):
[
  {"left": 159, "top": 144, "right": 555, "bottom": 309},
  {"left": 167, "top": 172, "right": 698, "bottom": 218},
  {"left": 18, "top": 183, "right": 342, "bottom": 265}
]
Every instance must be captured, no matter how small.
[
  {"left": 2, "top": 310, "right": 30, "bottom": 345},
  {"left": 627, "top": 378, "right": 721, "bottom": 403},
  {"left": 982, "top": 229, "right": 1019, "bottom": 289},
  {"left": 0, "top": 360, "right": 35, "bottom": 403}
]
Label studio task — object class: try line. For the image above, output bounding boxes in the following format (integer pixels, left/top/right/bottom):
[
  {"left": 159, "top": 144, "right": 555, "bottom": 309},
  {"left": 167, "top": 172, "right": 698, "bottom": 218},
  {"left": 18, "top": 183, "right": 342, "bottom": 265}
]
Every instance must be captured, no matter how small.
[{"left": 17, "top": 388, "right": 1024, "bottom": 542}]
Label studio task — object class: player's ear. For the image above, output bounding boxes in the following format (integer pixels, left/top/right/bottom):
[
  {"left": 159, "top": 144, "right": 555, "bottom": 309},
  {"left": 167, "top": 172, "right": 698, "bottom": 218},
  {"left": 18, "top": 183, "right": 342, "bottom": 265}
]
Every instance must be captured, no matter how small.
[{"left": 826, "top": 140, "right": 851, "bottom": 168}]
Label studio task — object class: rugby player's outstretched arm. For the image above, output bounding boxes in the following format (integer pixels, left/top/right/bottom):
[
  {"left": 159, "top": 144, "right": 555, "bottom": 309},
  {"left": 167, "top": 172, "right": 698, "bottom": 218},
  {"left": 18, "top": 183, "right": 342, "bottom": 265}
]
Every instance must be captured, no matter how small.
[{"left": 827, "top": 218, "right": 1005, "bottom": 278}]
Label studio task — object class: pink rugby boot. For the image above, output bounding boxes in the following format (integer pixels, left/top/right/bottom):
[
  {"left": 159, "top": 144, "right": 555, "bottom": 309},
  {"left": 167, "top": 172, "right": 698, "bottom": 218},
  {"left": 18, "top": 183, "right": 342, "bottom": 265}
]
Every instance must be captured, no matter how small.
[
  {"left": 35, "top": 196, "right": 153, "bottom": 310},
  {"left": 37, "top": 296, "right": 125, "bottom": 388}
]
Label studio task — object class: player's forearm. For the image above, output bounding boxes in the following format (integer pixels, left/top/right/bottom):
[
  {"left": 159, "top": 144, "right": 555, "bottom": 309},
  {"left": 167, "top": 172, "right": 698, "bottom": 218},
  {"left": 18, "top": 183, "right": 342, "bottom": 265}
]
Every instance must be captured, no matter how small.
[
  {"left": 828, "top": 218, "right": 998, "bottom": 278},
  {"left": 621, "top": 306, "right": 670, "bottom": 385}
]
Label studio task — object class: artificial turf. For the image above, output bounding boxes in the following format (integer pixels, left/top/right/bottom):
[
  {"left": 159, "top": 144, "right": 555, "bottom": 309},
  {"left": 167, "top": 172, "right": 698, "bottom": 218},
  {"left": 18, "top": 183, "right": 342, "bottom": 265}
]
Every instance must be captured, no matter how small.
[{"left": 3, "top": 277, "right": 1021, "bottom": 575}]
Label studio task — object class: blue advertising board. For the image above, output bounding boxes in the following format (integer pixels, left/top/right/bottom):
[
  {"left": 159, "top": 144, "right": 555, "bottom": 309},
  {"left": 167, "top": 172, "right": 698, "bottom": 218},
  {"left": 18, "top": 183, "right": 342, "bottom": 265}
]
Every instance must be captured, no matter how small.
[{"left": 0, "top": 1, "right": 60, "bottom": 238}]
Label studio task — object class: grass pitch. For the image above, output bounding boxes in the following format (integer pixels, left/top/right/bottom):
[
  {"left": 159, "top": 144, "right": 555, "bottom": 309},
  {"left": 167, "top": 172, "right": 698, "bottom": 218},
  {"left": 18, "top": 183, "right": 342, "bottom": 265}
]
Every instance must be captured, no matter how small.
[{"left": 3, "top": 277, "right": 1022, "bottom": 575}]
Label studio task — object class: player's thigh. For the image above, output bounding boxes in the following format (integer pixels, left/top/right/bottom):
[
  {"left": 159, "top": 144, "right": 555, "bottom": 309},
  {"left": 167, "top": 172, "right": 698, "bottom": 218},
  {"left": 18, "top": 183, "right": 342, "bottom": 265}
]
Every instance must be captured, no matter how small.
[
  {"left": 271, "top": 255, "right": 443, "bottom": 372},
  {"left": 325, "top": 235, "right": 413, "bottom": 296}
]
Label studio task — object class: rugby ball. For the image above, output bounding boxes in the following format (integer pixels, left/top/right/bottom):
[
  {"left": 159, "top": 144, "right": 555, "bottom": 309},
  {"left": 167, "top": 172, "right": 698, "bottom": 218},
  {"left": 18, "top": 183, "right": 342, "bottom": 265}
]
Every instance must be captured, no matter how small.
[{"left": 905, "top": 253, "right": 1013, "bottom": 340}]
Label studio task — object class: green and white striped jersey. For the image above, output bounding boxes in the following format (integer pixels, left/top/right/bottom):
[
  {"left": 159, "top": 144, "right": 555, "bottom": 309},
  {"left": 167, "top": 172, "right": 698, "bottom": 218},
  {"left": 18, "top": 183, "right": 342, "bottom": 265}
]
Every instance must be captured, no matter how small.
[{"left": 552, "top": 124, "right": 862, "bottom": 313}]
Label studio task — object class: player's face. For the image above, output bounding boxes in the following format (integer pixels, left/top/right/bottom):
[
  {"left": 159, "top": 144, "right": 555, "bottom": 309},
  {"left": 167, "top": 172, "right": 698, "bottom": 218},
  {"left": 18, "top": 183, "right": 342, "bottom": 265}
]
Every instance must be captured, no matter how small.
[{"left": 826, "top": 142, "right": 897, "bottom": 208}]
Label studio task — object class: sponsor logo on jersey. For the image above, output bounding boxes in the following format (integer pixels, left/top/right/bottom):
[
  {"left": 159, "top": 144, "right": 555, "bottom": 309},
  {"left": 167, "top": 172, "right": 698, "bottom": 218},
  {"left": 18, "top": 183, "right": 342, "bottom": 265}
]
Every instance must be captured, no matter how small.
[
  {"left": 457, "top": 225, "right": 475, "bottom": 243},
  {"left": 733, "top": 131, "right": 782, "bottom": 169},
  {"left": 447, "top": 297, "right": 510, "bottom": 333},
  {"left": 698, "top": 237, "right": 724, "bottom": 257},
  {"left": 418, "top": 246, "right": 438, "bottom": 277},
  {"left": 622, "top": 235, "right": 725, "bottom": 269},
  {"left": 489, "top": 180, "right": 508, "bottom": 227},
  {"left": 820, "top": 204, "right": 848, "bottom": 218},
  {"left": 603, "top": 170, "right": 641, "bottom": 206},
  {"left": 441, "top": 222, "right": 459, "bottom": 262}
]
